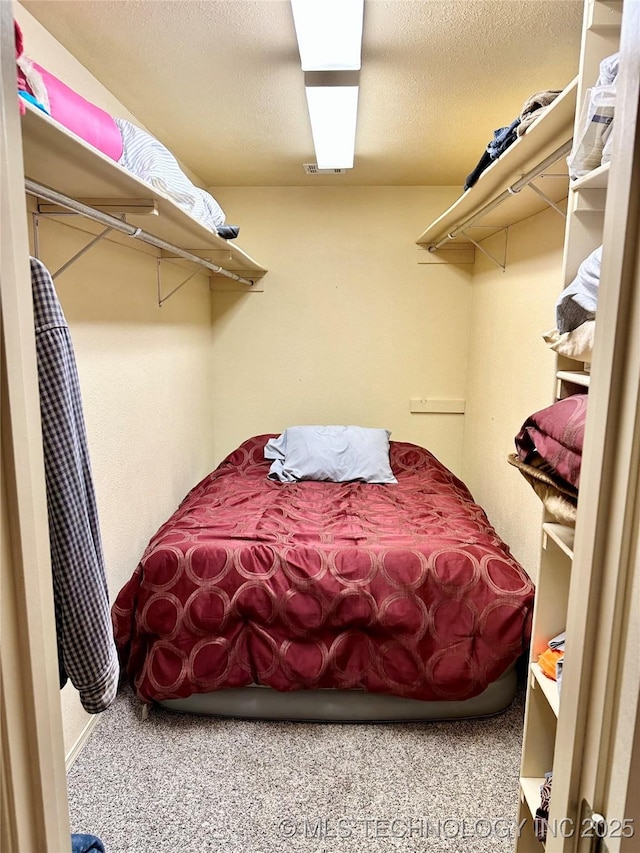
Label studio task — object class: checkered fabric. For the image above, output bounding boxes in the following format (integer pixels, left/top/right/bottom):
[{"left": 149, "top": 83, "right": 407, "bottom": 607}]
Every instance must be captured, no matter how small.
[
  {"left": 534, "top": 772, "right": 553, "bottom": 842},
  {"left": 31, "top": 257, "right": 118, "bottom": 713}
]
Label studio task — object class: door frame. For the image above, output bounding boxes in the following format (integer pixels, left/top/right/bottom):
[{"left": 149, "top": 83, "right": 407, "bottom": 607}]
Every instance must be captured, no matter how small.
[{"left": 1, "top": 3, "right": 70, "bottom": 850}]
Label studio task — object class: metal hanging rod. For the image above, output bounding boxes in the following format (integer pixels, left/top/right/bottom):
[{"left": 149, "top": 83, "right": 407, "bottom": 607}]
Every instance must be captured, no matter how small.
[
  {"left": 24, "top": 179, "right": 255, "bottom": 287},
  {"left": 429, "top": 139, "right": 573, "bottom": 251}
]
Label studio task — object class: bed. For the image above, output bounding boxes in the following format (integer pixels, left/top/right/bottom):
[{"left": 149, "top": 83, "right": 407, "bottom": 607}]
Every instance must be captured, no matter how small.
[{"left": 112, "top": 434, "right": 534, "bottom": 720}]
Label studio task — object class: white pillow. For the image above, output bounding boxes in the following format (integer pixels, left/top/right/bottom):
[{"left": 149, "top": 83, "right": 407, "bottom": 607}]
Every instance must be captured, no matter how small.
[{"left": 264, "top": 425, "right": 397, "bottom": 484}]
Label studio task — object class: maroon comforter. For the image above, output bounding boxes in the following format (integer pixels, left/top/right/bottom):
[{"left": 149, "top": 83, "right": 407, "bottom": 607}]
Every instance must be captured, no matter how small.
[
  {"left": 113, "top": 436, "right": 533, "bottom": 704},
  {"left": 515, "top": 393, "right": 587, "bottom": 490}
]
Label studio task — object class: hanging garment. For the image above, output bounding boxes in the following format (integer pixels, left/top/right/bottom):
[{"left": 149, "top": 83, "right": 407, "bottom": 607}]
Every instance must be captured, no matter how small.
[{"left": 31, "top": 257, "right": 118, "bottom": 714}]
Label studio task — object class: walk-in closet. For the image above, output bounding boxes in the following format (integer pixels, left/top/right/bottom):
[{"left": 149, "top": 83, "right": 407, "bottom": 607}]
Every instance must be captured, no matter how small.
[{"left": 2, "top": 2, "right": 638, "bottom": 851}]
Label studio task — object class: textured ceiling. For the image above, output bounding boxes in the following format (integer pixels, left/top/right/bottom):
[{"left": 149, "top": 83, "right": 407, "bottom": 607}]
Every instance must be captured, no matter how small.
[{"left": 20, "top": 0, "right": 584, "bottom": 187}]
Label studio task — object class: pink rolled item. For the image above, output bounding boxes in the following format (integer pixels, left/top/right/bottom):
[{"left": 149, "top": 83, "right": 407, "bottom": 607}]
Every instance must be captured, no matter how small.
[
  {"left": 32, "top": 62, "right": 123, "bottom": 161},
  {"left": 15, "top": 20, "right": 26, "bottom": 115}
]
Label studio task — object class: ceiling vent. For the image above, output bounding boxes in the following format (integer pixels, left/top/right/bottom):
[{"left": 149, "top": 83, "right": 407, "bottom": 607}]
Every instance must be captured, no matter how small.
[{"left": 303, "top": 163, "right": 348, "bottom": 175}]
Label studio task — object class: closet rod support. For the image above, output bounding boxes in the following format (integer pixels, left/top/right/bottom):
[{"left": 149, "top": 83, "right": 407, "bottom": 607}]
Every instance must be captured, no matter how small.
[
  {"left": 32, "top": 210, "right": 113, "bottom": 278},
  {"left": 52, "top": 227, "right": 114, "bottom": 280},
  {"left": 460, "top": 228, "right": 508, "bottom": 272},
  {"left": 526, "top": 182, "right": 567, "bottom": 218},
  {"left": 156, "top": 259, "right": 203, "bottom": 307},
  {"left": 32, "top": 212, "right": 40, "bottom": 259},
  {"left": 25, "top": 180, "right": 256, "bottom": 289}
]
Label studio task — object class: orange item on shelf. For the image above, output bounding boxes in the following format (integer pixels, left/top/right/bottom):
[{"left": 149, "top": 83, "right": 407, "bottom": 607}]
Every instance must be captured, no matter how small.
[{"left": 538, "top": 647, "right": 563, "bottom": 680}]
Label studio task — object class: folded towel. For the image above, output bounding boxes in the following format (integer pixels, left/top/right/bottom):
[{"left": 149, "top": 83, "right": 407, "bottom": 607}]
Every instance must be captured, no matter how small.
[
  {"left": 507, "top": 452, "right": 578, "bottom": 527},
  {"left": 538, "top": 647, "right": 563, "bottom": 680},
  {"left": 549, "top": 631, "right": 566, "bottom": 650},
  {"left": 543, "top": 321, "right": 595, "bottom": 364},
  {"left": 556, "top": 246, "right": 602, "bottom": 334},
  {"left": 517, "top": 89, "right": 562, "bottom": 136},
  {"left": 597, "top": 52, "right": 620, "bottom": 87}
]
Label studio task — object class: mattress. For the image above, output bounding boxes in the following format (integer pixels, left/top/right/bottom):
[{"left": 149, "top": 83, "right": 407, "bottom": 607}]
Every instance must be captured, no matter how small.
[
  {"left": 159, "top": 664, "right": 517, "bottom": 721},
  {"left": 112, "top": 436, "right": 533, "bottom": 713}
]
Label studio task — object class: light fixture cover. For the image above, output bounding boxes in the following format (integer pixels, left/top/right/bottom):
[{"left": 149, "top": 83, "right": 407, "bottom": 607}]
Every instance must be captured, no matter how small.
[
  {"left": 291, "top": 0, "right": 364, "bottom": 71},
  {"left": 304, "top": 86, "right": 359, "bottom": 169}
]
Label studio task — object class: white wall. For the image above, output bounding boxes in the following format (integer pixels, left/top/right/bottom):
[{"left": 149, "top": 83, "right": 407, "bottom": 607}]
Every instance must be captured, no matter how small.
[
  {"left": 462, "top": 206, "right": 566, "bottom": 580},
  {"left": 208, "top": 186, "right": 472, "bottom": 476}
]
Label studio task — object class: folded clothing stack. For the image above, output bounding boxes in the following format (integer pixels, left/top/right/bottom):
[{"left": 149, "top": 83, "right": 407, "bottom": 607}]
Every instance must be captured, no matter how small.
[
  {"left": 538, "top": 631, "right": 566, "bottom": 694},
  {"left": 568, "top": 52, "right": 620, "bottom": 180},
  {"left": 508, "top": 394, "right": 587, "bottom": 526},
  {"left": 464, "top": 88, "right": 562, "bottom": 190},
  {"left": 556, "top": 245, "right": 602, "bottom": 336}
]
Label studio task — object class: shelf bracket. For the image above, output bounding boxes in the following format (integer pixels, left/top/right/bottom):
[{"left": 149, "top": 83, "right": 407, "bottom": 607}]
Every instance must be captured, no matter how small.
[
  {"left": 526, "top": 182, "right": 567, "bottom": 218},
  {"left": 25, "top": 180, "right": 260, "bottom": 293},
  {"left": 31, "top": 212, "right": 114, "bottom": 280},
  {"left": 459, "top": 227, "right": 509, "bottom": 272},
  {"left": 156, "top": 257, "right": 203, "bottom": 307},
  {"left": 37, "top": 198, "right": 158, "bottom": 216}
]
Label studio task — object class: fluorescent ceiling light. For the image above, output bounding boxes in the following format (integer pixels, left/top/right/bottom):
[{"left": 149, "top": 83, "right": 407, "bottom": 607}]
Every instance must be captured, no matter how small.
[
  {"left": 291, "top": 0, "right": 364, "bottom": 71},
  {"left": 304, "top": 86, "right": 359, "bottom": 169}
]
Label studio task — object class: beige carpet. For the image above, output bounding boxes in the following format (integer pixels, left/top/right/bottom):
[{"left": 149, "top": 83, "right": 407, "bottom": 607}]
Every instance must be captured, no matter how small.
[{"left": 67, "top": 682, "right": 526, "bottom": 853}]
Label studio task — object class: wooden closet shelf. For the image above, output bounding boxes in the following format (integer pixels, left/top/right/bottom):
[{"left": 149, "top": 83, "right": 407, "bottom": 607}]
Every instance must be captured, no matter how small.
[
  {"left": 416, "top": 77, "right": 578, "bottom": 249},
  {"left": 556, "top": 369, "right": 591, "bottom": 389},
  {"left": 543, "top": 522, "right": 575, "bottom": 559},
  {"left": 20, "top": 103, "right": 267, "bottom": 281},
  {"left": 586, "top": 0, "right": 623, "bottom": 31},
  {"left": 570, "top": 162, "right": 610, "bottom": 190},
  {"left": 530, "top": 662, "right": 561, "bottom": 718},
  {"left": 520, "top": 776, "right": 546, "bottom": 820}
]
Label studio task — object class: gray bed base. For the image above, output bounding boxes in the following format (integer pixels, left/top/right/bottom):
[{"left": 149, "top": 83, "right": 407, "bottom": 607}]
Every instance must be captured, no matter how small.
[{"left": 158, "top": 664, "right": 517, "bottom": 722}]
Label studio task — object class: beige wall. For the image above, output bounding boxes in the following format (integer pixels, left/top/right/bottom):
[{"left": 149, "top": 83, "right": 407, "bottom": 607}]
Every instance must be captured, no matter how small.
[
  {"left": 208, "top": 186, "right": 472, "bottom": 476},
  {"left": 15, "top": 2, "right": 217, "bottom": 756},
  {"left": 31, "top": 216, "right": 215, "bottom": 759},
  {"left": 462, "top": 206, "right": 566, "bottom": 580}
]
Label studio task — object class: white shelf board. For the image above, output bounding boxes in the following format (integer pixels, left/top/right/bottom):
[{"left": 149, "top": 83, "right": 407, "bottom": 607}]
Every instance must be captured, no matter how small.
[
  {"left": 557, "top": 370, "right": 591, "bottom": 389},
  {"left": 570, "top": 162, "right": 610, "bottom": 191},
  {"left": 530, "top": 662, "right": 561, "bottom": 718},
  {"left": 586, "top": 0, "right": 623, "bottom": 32},
  {"left": 20, "top": 103, "right": 267, "bottom": 279},
  {"left": 572, "top": 207, "right": 606, "bottom": 221},
  {"left": 520, "top": 776, "right": 546, "bottom": 818},
  {"left": 543, "top": 522, "right": 575, "bottom": 559},
  {"left": 416, "top": 77, "right": 578, "bottom": 247}
]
